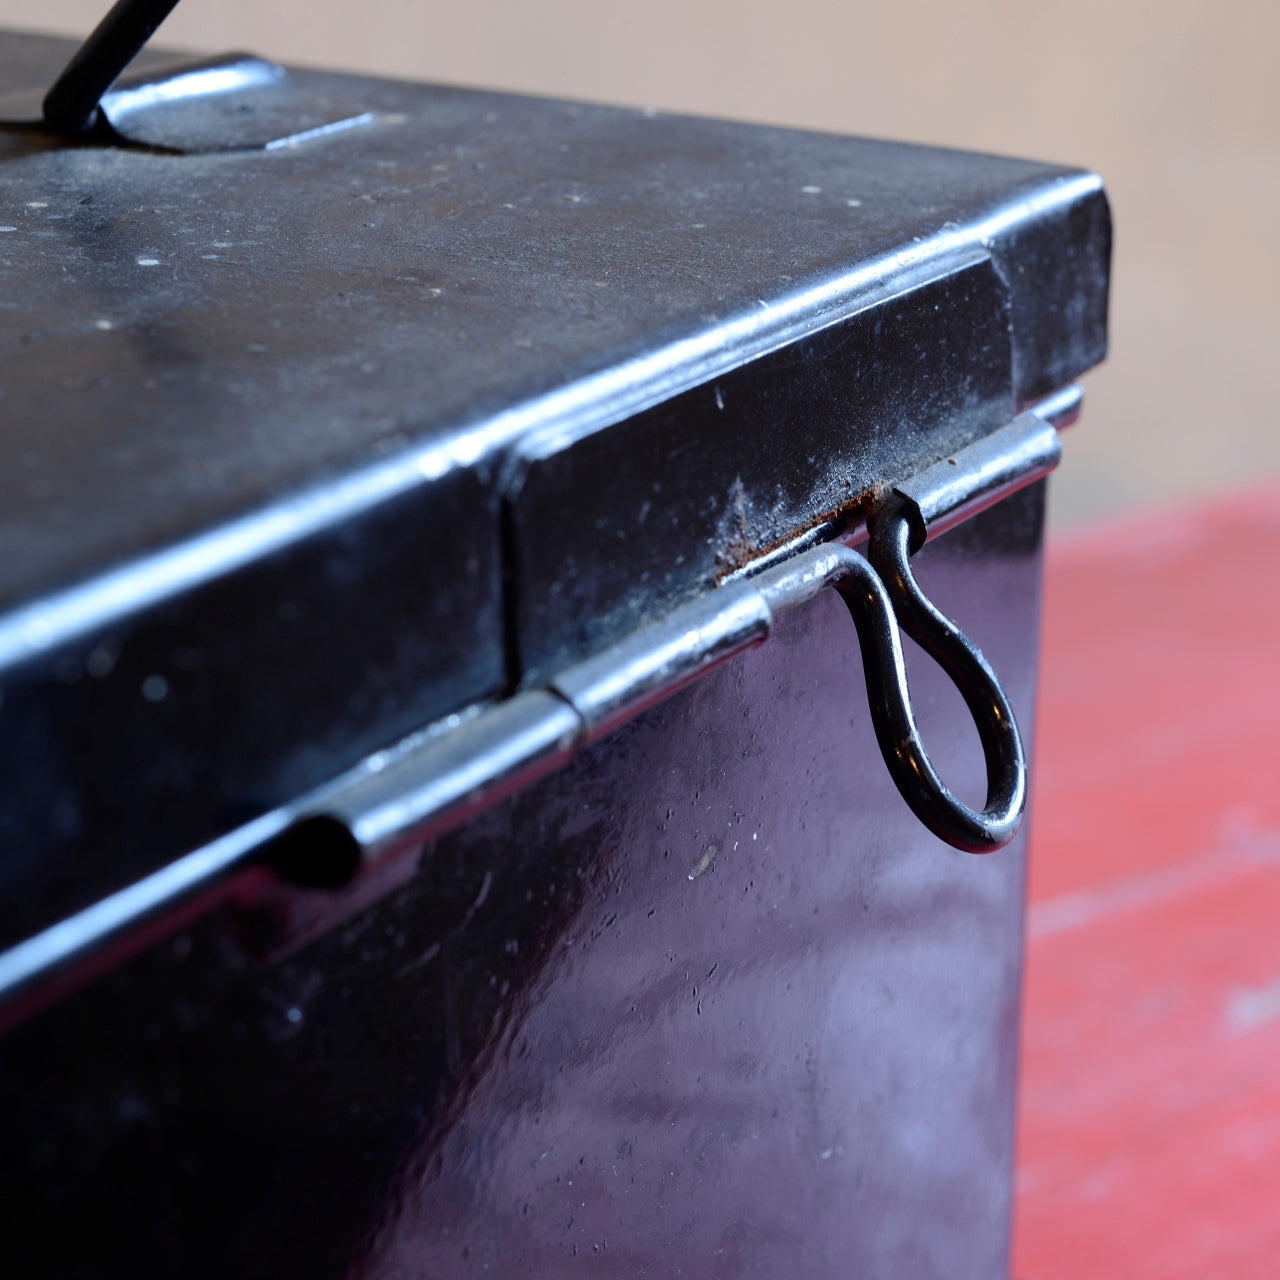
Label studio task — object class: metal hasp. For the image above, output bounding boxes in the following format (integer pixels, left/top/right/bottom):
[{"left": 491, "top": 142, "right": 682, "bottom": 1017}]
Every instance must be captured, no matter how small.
[{"left": 319, "top": 405, "right": 1063, "bottom": 865}]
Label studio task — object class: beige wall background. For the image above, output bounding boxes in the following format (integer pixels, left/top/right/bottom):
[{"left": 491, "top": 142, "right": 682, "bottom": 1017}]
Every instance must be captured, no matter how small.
[{"left": 4, "top": 0, "right": 1276, "bottom": 527}]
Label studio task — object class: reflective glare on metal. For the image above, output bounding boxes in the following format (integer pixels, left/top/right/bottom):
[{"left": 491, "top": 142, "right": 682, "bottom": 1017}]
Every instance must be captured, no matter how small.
[
  {"left": 88, "top": 53, "right": 380, "bottom": 153},
  {"left": 0, "top": 403, "right": 1064, "bottom": 1019},
  {"left": 32, "top": 1, "right": 375, "bottom": 152},
  {"left": 96, "top": 55, "right": 284, "bottom": 116}
]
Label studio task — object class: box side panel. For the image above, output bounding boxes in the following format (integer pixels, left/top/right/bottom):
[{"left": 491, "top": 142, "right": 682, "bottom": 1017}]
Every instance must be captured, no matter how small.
[{"left": 0, "top": 484, "right": 1043, "bottom": 1280}]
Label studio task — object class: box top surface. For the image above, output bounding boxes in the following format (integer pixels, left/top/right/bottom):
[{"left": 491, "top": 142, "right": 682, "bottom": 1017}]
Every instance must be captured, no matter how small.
[{"left": 1, "top": 31, "right": 1101, "bottom": 615}]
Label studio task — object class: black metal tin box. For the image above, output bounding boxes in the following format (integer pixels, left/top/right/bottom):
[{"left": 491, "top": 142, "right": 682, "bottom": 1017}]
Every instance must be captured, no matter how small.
[{"left": 0, "top": 23, "right": 1110, "bottom": 1278}]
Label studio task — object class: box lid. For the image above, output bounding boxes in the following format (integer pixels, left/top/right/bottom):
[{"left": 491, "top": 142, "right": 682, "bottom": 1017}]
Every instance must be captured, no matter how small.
[{"left": 0, "top": 30, "right": 1110, "bottom": 951}]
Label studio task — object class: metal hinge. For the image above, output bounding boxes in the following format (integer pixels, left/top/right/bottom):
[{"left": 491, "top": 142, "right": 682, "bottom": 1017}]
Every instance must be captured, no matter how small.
[
  {"left": 321, "top": 396, "right": 1067, "bottom": 864},
  {"left": 0, "top": 391, "right": 1073, "bottom": 1022}
]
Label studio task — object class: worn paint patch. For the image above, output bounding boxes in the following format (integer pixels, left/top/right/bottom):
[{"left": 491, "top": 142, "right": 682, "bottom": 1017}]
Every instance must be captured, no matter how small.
[{"left": 688, "top": 844, "right": 717, "bottom": 881}]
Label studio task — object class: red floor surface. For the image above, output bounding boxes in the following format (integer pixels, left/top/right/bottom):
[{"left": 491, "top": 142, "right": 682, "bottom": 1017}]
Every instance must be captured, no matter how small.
[{"left": 1013, "top": 485, "right": 1280, "bottom": 1278}]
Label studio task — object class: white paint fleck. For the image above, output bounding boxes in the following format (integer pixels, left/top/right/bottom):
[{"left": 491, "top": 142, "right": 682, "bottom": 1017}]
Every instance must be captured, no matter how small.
[
  {"left": 0, "top": 227, "right": 16, "bottom": 233},
  {"left": 201, "top": 254, "right": 220, "bottom": 260},
  {"left": 802, "top": 185, "right": 822, "bottom": 194},
  {"left": 846, "top": 198, "right": 863, "bottom": 207},
  {"left": 136, "top": 257, "right": 160, "bottom": 266},
  {"left": 212, "top": 241, "right": 233, "bottom": 248},
  {"left": 714, "top": 386, "right": 724, "bottom": 411},
  {"left": 26, "top": 201, "right": 47, "bottom": 209},
  {"left": 93, "top": 319, "right": 113, "bottom": 331}
]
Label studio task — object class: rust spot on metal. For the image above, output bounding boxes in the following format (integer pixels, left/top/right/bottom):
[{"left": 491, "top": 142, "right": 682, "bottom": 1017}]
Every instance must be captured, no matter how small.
[{"left": 712, "top": 485, "right": 880, "bottom": 582}]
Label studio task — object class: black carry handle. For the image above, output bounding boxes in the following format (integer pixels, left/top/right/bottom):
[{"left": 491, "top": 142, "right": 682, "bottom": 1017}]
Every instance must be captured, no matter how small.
[{"left": 43, "top": 0, "right": 182, "bottom": 135}]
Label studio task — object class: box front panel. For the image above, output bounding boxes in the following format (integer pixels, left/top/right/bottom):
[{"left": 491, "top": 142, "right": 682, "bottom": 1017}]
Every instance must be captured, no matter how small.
[{"left": 0, "top": 484, "right": 1043, "bottom": 1279}]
